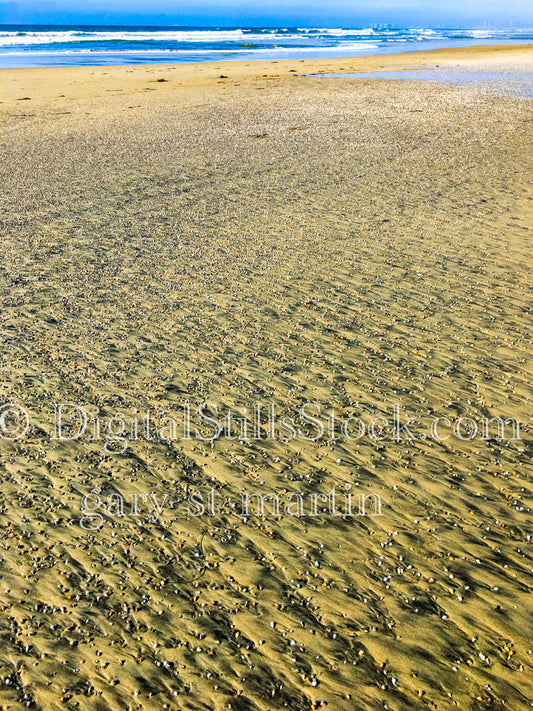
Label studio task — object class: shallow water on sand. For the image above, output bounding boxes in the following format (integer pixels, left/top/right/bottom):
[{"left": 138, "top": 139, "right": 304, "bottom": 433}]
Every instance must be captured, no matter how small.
[{"left": 312, "top": 69, "right": 533, "bottom": 97}]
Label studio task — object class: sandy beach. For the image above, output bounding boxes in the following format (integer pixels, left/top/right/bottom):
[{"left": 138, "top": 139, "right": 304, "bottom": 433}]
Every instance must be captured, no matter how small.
[{"left": 1, "top": 45, "right": 533, "bottom": 710}]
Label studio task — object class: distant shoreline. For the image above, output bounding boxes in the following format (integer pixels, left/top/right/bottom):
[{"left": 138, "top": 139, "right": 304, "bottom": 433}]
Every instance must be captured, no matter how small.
[{"left": 1, "top": 44, "right": 532, "bottom": 100}]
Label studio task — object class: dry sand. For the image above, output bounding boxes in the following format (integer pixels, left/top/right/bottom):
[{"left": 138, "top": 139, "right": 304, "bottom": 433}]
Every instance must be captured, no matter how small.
[{"left": 1, "top": 45, "right": 532, "bottom": 710}]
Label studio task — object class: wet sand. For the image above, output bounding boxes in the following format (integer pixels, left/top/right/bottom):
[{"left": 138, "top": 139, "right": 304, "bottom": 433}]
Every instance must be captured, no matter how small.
[{"left": 1, "top": 45, "right": 533, "bottom": 710}]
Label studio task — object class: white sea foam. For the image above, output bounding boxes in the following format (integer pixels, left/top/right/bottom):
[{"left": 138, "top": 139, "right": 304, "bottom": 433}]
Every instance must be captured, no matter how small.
[
  {"left": 0, "top": 43, "right": 380, "bottom": 56},
  {"left": 297, "top": 27, "right": 376, "bottom": 36},
  {"left": 0, "top": 29, "right": 296, "bottom": 46},
  {"left": 0, "top": 27, "right": 527, "bottom": 50},
  {"left": 1, "top": 26, "right": 531, "bottom": 66}
]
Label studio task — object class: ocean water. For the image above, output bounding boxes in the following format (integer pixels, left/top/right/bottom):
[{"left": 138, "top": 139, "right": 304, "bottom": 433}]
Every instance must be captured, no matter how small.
[{"left": 0, "top": 25, "right": 532, "bottom": 68}]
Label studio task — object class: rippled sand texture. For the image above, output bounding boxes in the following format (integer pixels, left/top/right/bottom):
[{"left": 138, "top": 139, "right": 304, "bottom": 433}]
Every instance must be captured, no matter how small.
[{"left": 1, "top": 46, "right": 532, "bottom": 710}]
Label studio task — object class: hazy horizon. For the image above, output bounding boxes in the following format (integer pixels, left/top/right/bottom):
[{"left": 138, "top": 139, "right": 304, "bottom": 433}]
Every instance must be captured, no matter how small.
[
  {"left": 1, "top": 21, "right": 533, "bottom": 28},
  {"left": 1, "top": 0, "right": 531, "bottom": 29}
]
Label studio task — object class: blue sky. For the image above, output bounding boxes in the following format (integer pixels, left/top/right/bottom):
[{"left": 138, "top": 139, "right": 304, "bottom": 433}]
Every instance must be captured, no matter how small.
[{"left": 1, "top": 0, "right": 531, "bottom": 26}]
